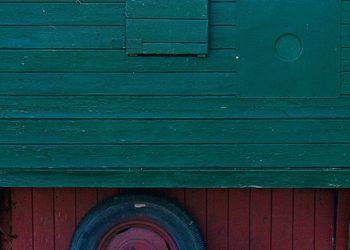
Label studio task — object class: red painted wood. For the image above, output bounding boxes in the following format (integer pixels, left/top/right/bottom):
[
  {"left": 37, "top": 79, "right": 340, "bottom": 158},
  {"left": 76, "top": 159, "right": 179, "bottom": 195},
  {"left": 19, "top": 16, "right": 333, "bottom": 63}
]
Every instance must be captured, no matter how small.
[
  {"left": 11, "top": 188, "right": 33, "bottom": 250},
  {"left": 185, "top": 189, "right": 207, "bottom": 239},
  {"left": 228, "top": 188, "right": 250, "bottom": 250},
  {"left": 33, "top": 188, "right": 54, "bottom": 250},
  {"left": 335, "top": 189, "right": 350, "bottom": 250},
  {"left": 207, "top": 189, "right": 228, "bottom": 250},
  {"left": 54, "top": 188, "right": 76, "bottom": 250},
  {"left": 97, "top": 188, "right": 120, "bottom": 203},
  {"left": 7, "top": 188, "right": 346, "bottom": 250},
  {"left": 0, "top": 188, "right": 12, "bottom": 250},
  {"left": 165, "top": 188, "right": 185, "bottom": 206},
  {"left": 250, "top": 189, "right": 272, "bottom": 250},
  {"left": 271, "top": 189, "right": 293, "bottom": 250},
  {"left": 293, "top": 189, "right": 315, "bottom": 250},
  {"left": 76, "top": 188, "right": 97, "bottom": 225},
  {"left": 315, "top": 189, "right": 335, "bottom": 250}
]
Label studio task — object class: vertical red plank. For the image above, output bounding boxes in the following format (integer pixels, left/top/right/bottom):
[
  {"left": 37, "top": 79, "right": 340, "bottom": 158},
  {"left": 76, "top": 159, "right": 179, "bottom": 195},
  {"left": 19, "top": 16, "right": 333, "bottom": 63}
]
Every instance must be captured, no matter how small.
[
  {"left": 207, "top": 189, "right": 228, "bottom": 250},
  {"left": 33, "top": 188, "right": 54, "bottom": 250},
  {"left": 54, "top": 188, "right": 76, "bottom": 250},
  {"left": 293, "top": 189, "right": 315, "bottom": 250},
  {"left": 185, "top": 189, "right": 207, "bottom": 239},
  {"left": 11, "top": 188, "right": 33, "bottom": 250},
  {"left": 0, "top": 188, "right": 12, "bottom": 250},
  {"left": 250, "top": 189, "right": 272, "bottom": 250},
  {"left": 335, "top": 189, "right": 350, "bottom": 250},
  {"left": 271, "top": 189, "right": 293, "bottom": 250},
  {"left": 165, "top": 188, "right": 185, "bottom": 206},
  {"left": 315, "top": 189, "right": 335, "bottom": 250},
  {"left": 228, "top": 189, "right": 250, "bottom": 250},
  {"left": 76, "top": 188, "right": 97, "bottom": 225},
  {"left": 97, "top": 188, "right": 120, "bottom": 203}
]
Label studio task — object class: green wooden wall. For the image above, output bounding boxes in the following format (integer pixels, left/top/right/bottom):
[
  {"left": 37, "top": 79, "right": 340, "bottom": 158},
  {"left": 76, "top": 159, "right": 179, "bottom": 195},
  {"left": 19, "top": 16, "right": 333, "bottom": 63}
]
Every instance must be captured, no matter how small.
[{"left": 0, "top": 0, "right": 349, "bottom": 187}]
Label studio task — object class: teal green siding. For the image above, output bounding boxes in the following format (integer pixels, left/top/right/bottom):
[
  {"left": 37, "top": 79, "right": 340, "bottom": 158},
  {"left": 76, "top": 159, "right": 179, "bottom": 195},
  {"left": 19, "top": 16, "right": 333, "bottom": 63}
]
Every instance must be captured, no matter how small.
[{"left": 0, "top": 0, "right": 349, "bottom": 187}]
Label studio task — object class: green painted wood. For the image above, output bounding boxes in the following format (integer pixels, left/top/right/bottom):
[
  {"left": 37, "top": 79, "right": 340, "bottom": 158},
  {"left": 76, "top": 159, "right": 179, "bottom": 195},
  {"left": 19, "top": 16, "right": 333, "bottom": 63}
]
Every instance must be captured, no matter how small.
[
  {"left": 0, "top": 26, "right": 233, "bottom": 49},
  {"left": 126, "top": 0, "right": 208, "bottom": 55},
  {"left": 0, "top": 168, "right": 348, "bottom": 188},
  {"left": 0, "top": 2, "right": 232, "bottom": 26},
  {"left": 125, "top": 0, "right": 208, "bottom": 19},
  {"left": 210, "top": 2, "right": 236, "bottom": 25},
  {"left": 0, "top": 119, "right": 350, "bottom": 144},
  {"left": 0, "top": 0, "right": 348, "bottom": 188},
  {"left": 0, "top": 26, "right": 125, "bottom": 49},
  {"left": 0, "top": 144, "right": 349, "bottom": 168},
  {"left": 0, "top": 73, "right": 237, "bottom": 95},
  {"left": 1, "top": 97, "right": 350, "bottom": 119},
  {"left": 0, "top": 3, "right": 125, "bottom": 25},
  {"left": 342, "top": 1, "right": 350, "bottom": 24},
  {"left": 237, "top": 0, "right": 340, "bottom": 97},
  {"left": 342, "top": 72, "right": 350, "bottom": 94},
  {"left": 0, "top": 50, "right": 236, "bottom": 72},
  {"left": 128, "top": 19, "right": 209, "bottom": 44}
]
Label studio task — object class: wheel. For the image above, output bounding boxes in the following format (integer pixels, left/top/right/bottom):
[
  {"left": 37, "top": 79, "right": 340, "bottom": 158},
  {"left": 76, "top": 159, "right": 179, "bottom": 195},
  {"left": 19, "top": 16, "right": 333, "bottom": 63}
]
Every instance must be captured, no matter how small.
[{"left": 70, "top": 193, "right": 205, "bottom": 250}]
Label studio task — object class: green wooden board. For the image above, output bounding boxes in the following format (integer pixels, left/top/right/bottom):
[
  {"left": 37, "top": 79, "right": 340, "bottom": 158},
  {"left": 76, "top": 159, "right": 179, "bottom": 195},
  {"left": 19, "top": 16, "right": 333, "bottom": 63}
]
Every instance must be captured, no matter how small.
[
  {"left": 0, "top": 119, "right": 349, "bottom": 144},
  {"left": 1, "top": 97, "right": 350, "bottom": 119},
  {"left": 237, "top": 0, "right": 340, "bottom": 97},
  {"left": 126, "top": 0, "right": 209, "bottom": 55},
  {"left": 0, "top": 0, "right": 349, "bottom": 188}
]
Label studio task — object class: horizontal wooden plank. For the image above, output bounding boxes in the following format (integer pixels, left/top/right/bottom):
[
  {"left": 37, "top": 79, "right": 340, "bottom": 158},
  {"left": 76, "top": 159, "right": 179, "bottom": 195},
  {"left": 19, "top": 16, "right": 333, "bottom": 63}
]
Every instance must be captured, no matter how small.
[
  {"left": 343, "top": 1, "right": 350, "bottom": 24},
  {"left": 0, "top": 2, "right": 234, "bottom": 26},
  {"left": 342, "top": 72, "right": 350, "bottom": 94},
  {"left": 0, "top": 3, "right": 125, "bottom": 25},
  {"left": 1, "top": 119, "right": 350, "bottom": 144},
  {"left": 0, "top": 72, "right": 237, "bottom": 95},
  {"left": 0, "top": 26, "right": 125, "bottom": 49},
  {"left": 0, "top": 96, "right": 350, "bottom": 119},
  {"left": 126, "top": 19, "right": 208, "bottom": 43},
  {"left": 0, "top": 49, "right": 236, "bottom": 73},
  {"left": 126, "top": 0, "right": 208, "bottom": 19},
  {"left": 0, "top": 26, "right": 234, "bottom": 49},
  {"left": 126, "top": 43, "right": 209, "bottom": 55},
  {"left": 0, "top": 168, "right": 347, "bottom": 188},
  {"left": 0, "top": 144, "right": 349, "bottom": 168}
]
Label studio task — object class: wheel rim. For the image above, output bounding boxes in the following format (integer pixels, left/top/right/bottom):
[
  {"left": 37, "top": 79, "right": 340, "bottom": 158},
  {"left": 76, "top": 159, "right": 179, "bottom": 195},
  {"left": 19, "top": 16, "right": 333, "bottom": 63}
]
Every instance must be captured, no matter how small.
[{"left": 97, "top": 220, "right": 177, "bottom": 250}]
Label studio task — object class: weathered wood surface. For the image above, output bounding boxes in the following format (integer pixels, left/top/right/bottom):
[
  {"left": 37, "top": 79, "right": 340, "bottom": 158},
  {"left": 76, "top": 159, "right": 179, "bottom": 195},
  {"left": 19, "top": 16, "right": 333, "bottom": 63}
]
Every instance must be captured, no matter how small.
[
  {"left": 8, "top": 188, "right": 338, "bottom": 250},
  {"left": 0, "top": 0, "right": 348, "bottom": 187}
]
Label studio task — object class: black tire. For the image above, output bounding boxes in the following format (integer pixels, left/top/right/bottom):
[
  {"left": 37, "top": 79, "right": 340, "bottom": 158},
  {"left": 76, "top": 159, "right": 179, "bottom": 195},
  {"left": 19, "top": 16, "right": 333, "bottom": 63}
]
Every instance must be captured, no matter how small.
[{"left": 70, "top": 193, "right": 205, "bottom": 250}]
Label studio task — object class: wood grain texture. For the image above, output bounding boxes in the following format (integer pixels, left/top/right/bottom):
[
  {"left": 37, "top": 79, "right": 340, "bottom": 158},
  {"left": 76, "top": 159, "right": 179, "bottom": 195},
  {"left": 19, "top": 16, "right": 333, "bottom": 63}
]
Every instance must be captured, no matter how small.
[
  {"left": 75, "top": 188, "right": 97, "bottom": 225},
  {"left": 228, "top": 189, "right": 250, "bottom": 250},
  {"left": 2, "top": 169, "right": 350, "bottom": 188},
  {"left": 0, "top": 119, "right": 349, "bottom": 144},
  {"left": 335, "top": 189, "right": 350, "bottom": 250},
  {"left": 185, "top": 189, "right": 207, "bottom": 239},
  {"left": 207, "top": 189, "right": 228, "bottom": 250},
  {"left": 315, "top": 189, "right": 335, "bottom": 250},
  {"left": 54, "top": 188, "right": 75, "bottom": 250},
  {"left": 271, "top": 189, "right": 293, "bottom": 250},
  {"left": 250, "top": 189, "right": 271, "bottom": 250},
  {"left": 293, "top": 189, "right": 315, "bottom": 250},
  {"left": 0, "top": 0, "right": 348, "bottom": 187},
  {"left": 33, "top": 188, "right": 54, "bottom": 250},
  {"left": 2, "top": 97, "right": 350, "bottom": 119},
  {"left": 11, "top": 188, "right": 33, "bottom": 250},
  {"left": 1, "top": 144, "right": 350, "bottom": 169}
]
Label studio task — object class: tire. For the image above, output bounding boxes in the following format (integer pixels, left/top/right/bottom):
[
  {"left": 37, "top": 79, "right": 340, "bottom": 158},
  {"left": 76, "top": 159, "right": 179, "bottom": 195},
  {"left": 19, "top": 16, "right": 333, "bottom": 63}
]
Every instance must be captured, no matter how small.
[{"left": 70, "top": 193, "right": 205, "bottom": 250}]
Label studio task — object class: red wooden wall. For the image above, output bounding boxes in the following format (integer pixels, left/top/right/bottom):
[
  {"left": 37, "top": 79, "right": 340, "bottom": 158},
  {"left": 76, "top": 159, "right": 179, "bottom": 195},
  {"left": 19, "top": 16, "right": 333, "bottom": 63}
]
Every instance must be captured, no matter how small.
[{"left": 1, "top": 188, "right": 350, "bottom": 250}]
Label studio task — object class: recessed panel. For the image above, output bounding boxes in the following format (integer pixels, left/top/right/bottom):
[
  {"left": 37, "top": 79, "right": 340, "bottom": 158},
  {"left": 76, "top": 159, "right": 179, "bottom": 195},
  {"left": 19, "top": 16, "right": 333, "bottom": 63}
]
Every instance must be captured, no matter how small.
[{"left": 237, "top": 0, "right": 340, "bottom": 97}]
